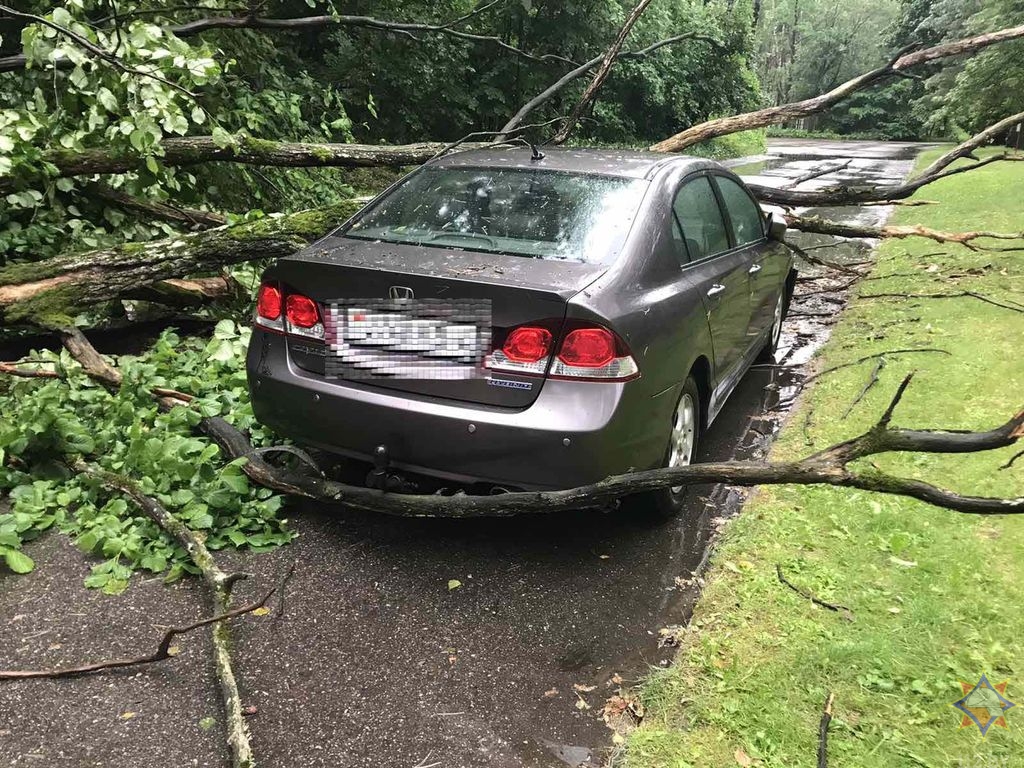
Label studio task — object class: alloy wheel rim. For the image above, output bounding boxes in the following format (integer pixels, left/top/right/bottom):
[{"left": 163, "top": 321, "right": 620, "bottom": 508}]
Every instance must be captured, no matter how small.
[
  {"left": 668, "top": 393, "right": 696, "bottom": 494},
  {"left": 772, "top": 293, "right": 784, "bottom": 347}
]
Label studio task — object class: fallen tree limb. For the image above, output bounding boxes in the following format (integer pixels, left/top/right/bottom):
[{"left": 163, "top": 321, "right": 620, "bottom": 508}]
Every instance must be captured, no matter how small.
[
  {"left": 549, "top": 0, "right": 656, "bottom": 144},
  {"left": 785, "top": 160, "right": 853, "bottom": 188},
  {"left": 90, "top": 183, "right": 228, "bottom": 229},
  {"left": 0, "top": 200, "right": 361, "bottom": 327},
  {"left": 803, "top": 349, "right": 950, "bottom": 385},
  {"left": 498, "top": 32, "right": 716, "bottom": 138},
  {"left": 752, "top": 153, "right": 1020, "bottom": 207},
  {"left": 194, "top": 374, "right": 1024, "bottom": 516},
  {"left": 649, "top": 25, "right": 1024, "bottom": 153},
  {"left": 784, "top": 215, "right": 1024, "bottom": 251},
  {"left": 918, "top": 111, "right": 1024, "bottom": 179},
  {"left": 0, "top": 139, "right": 476, "bottom": 193},
  {"left": 71, "top": 461, "right": 269, "bottom": 768},
  {"left": 0, "top": 572, "right": 287, "bottom": 680}
]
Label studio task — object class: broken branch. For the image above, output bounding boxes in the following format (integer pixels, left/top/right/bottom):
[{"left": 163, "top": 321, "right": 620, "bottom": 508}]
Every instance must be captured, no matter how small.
[{"left": 0, "top": 574, "right": 287, "bottom": 680}]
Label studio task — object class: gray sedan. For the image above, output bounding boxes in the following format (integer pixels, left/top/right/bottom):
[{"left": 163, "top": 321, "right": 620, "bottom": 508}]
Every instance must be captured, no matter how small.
[{"left": 246, "top": 147, "right": 794, "bottom": 517}]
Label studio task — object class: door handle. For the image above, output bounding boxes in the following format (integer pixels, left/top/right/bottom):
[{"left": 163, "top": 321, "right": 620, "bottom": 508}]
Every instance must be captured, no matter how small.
[
  {"left": 706, "top": 284, "right": 727, "bottom": 299},
  {"left": 748, "top": 263, "right": 762, "bottom": 275}
]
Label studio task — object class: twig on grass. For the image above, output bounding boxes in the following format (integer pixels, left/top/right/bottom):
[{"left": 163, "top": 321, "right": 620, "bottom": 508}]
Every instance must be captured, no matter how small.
[
  {"left": 818, "top": 692, "right": 836, "bottom": 768},
  {"left": 802, "top": 348, "right": 949, "bottom": 385},
  {"left": 857, "top": 291, "right": 1024, "bottom": 314},
  {"left": 776, "top": 564, "right": 854, "bottom": 621},
  {"left": 0, "top": 567, "right": 292, "bottom": 680},
  {"left": 1000, "top": 448, "right": 1024, "bottom": 471},
  {"left": 841, "top": 357, "right": 886, "bottom": 419}
]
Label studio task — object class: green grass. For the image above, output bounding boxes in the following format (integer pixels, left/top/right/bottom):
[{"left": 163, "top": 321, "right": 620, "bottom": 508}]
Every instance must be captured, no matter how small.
[{"left": 625, "top": 150, "right": 1024, "bottom": 768}]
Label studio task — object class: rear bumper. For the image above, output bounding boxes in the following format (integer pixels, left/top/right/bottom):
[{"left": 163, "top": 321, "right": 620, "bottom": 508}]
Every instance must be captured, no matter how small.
[{"left": 246, "top": 329, "right": 668, "bottom": 490}]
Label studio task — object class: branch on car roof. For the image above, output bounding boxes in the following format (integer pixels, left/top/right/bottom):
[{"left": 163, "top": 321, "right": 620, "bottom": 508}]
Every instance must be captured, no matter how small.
[
  {"left": 648, "top": 25, "right": 1024, "bottom": 154},
  {"left": 783, "top": 213, "right": 1024, "bottom": 251}
]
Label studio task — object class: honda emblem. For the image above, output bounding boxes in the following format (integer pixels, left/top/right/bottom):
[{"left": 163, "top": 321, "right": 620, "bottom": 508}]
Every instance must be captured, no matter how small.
[{"left": 388, "top": 285, "right": 415, "bottom": 300}]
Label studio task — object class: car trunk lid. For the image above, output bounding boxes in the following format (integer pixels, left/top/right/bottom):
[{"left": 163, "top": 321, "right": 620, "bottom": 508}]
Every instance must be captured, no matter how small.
[{"left": 271, "top": 236, "right": 607, "bottom": 408}]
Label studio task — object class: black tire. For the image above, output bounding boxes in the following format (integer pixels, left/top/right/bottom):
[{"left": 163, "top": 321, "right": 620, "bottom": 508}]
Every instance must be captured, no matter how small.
[
  {"left": 639, "top": 375, "right": 702, "bottom": 522},
  {"left": 756, "top": 288, "right": 786, "bottom": 363}
]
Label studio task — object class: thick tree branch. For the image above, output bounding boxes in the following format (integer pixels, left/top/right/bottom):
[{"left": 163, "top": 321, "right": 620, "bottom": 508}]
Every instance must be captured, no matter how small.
[
  {"left": 648, "top": 26, "right": 1024, "bottom": 154},
  {"left": 90, "top": 183, "right": 227, "bottom": 229},
  {"left": 549, "top": 0, "right": 656, "bottom": 144},
  {"left": 0, "top": 200, "right": 361, "bottom": 327},
  {"left": 917, "top": 110, "right": 1024, "bottom": 178},
  {"left": 0, "top": 138, "right": 479, "bottom": 193},
  {"left": 752, "top": 153, "right": 1019, "bottom": 207},
  {"left": 785, "top": 213, "right": 1024, "bottom": 251}
]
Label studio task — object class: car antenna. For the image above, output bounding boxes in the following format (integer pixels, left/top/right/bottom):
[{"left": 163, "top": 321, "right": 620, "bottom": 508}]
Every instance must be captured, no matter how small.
[{"left": 529, "top": 142, "right": 545, "bottom": 161}]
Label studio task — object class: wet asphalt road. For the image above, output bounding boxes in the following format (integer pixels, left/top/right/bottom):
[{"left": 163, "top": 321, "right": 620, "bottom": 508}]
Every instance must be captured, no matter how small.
[{"left": 0, "top": 139, "right": 928, "bottom": 768}]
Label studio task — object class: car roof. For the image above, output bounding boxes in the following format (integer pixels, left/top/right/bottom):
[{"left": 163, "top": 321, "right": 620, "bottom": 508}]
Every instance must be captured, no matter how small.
[{"left": 429, "top": 146, "right": 717, "bottom": 180}]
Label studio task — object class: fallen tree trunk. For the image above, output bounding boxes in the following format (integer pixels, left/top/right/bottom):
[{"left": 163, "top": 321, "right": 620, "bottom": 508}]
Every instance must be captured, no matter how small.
[
  {"left": 0, "top": 138, "right": 470, "bottom": 194},
  {"left": 648, "top": 25, "right": 1024, "bottom": 154},
  {"left": 785, "top": 214, "right": 1024, "bottom": 250},
  {"left": 0, "top": 200, "right": 360, "bottom": 327}
]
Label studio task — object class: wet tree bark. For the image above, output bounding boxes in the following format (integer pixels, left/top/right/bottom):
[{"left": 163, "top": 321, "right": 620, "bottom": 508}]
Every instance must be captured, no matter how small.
[{"left": 0, "top": 201, "right": 360, "bottom": 327}]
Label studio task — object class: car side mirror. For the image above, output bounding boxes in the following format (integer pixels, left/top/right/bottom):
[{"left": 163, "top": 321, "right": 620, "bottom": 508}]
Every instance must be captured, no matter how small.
[{"left": 765, "top": 212, "right": 787, "bottom": 241}]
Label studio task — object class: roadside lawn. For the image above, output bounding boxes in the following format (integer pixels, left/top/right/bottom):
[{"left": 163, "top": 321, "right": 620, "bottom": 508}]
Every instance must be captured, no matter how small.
[{"left": 626, "top": 149, "right": 1024, "bottom": 768}]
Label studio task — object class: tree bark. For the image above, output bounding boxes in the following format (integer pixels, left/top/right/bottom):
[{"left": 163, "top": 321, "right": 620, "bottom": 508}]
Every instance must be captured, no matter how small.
[
  {"left": 0, "top": 139, "right": 476, "bottom": 194},
  {"left": 785, "top": 213, "right": 1024, "bottom": 250},
  {"left": 648, "top": 25, "right": 1024, "bottom": 153},
  {"left": 0, "top": 201, "right": 361, "bottom": 327}
]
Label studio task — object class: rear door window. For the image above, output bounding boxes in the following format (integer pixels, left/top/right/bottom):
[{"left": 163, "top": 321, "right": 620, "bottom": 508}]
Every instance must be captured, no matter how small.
[
  {"left": 715, "top": 176, "right": 765, "bottom": 247},
  {"left": 672, "top": 176, "right": 730, "bottom": 261}
]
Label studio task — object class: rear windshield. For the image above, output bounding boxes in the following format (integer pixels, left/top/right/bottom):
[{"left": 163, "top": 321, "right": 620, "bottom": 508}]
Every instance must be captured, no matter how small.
[{"left": 343, "top": 167, "right": 648, "bottom": 264}]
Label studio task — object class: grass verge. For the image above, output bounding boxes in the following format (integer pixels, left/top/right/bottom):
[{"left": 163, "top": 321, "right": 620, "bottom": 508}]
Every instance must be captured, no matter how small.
[{"left": 625, "top": 149, "right": 1024, "bottom": 768}]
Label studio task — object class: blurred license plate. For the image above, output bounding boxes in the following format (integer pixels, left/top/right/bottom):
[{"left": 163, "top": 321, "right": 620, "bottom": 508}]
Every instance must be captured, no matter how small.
[{"left": 345, "top": 309, "right": 480, "bottom": 357}]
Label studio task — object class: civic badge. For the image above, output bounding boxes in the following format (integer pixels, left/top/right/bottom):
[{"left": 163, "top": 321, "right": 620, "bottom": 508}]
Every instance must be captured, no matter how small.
[{"left": 388, "top": 285, "right": 415, "bottom": 300}]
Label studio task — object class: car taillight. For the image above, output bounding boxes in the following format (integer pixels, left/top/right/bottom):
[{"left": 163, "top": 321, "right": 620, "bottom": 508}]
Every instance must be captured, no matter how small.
[
  {"left": 558, "top": 328, "right": 615, "bottom": 368},
  {"left": 487, "top": 321, "right": 638, "bottom": 381},
  {"left": 255, "top": 282, "right": 283, "bottom": 332},
  {"left": 285, "top": 293, "right": 324, "bottom": 339},
  {"left": 503, "top": 327, "right": 552, "bottom": 362}
]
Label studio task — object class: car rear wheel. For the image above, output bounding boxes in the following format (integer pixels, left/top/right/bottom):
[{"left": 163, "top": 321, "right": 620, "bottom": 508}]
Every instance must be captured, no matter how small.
[{"left": 640, "top": 376, "right": 701, "bottom": 521}]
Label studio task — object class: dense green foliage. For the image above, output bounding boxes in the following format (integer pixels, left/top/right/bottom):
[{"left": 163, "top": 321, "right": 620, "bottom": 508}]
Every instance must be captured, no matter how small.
[
  {"left": 0, "top": 321, "right": 292, "bottom": 589},
  {"left": 0, "top": 0, "right": 761, "bottom": 264}
]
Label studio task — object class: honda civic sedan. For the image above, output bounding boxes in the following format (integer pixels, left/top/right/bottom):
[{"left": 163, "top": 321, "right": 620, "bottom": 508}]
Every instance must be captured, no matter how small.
[{"left": 246, "top": 147, "right": 794, "bottom": 516}]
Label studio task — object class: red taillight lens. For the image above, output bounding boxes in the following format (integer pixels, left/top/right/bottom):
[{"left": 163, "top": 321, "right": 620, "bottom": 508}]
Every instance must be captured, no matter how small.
[
  {"left": 256, "top": 283, "right": 282, "bottom": 320},
  {"left": 285, "top": 293, "right": 320, "bottom": 328},
  {"left": 558, "top": 328, "right": 616, "bottom": 368},
  {"left": 502, "top": 326, "right": 552, "bottom": 363}
]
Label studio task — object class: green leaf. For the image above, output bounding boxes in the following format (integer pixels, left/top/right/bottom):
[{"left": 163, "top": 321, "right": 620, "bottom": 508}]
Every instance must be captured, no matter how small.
[
  {"left": 447, "top": 579, "right": 462, "bottom": 591},
  {"left": 145, "top": 156, "right": 160, "bottom": 175},
  {"left": 3, "top": 547, "right": 35, "bottom": 574}
]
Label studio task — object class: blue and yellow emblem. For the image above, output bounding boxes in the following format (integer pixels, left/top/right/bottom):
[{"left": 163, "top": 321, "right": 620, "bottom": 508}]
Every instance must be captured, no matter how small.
[{"left": 952, "top": 674, "right": 1015, "bottom": 736}]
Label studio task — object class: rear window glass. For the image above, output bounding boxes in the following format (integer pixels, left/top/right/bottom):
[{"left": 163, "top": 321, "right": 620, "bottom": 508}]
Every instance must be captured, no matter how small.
[{"left": 343, "top": 167, "right": 648, "bottom": 264}]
